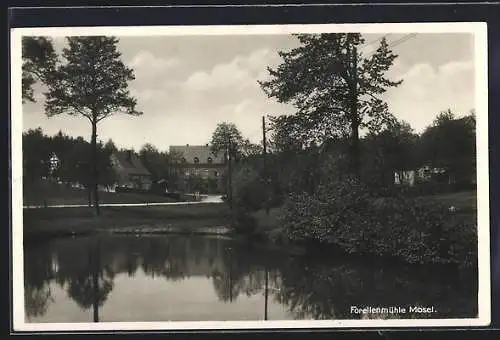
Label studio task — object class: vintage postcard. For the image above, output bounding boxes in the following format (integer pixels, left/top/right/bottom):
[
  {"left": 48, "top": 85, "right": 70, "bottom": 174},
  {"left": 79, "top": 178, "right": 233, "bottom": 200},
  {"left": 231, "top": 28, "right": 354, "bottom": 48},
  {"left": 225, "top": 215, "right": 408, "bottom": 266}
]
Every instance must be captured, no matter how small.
[{"left": 10, "top": 22, "right": 490, "bottom": 331}]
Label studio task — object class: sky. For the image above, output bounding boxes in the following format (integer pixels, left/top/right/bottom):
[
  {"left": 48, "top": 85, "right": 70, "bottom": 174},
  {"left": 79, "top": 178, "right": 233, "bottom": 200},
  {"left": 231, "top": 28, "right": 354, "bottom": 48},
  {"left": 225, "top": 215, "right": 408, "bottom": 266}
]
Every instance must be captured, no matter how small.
[{"left": 21, "top": 32, "right": 476, "bottom": 152}]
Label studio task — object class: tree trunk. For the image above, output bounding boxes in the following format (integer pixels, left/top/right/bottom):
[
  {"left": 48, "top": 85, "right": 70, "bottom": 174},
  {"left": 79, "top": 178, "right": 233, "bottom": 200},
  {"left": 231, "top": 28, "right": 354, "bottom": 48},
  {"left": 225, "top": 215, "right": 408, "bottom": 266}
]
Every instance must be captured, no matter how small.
[
  {"left": 264, "top": 265, "right": 269, "bottom": 320},
  {"left": 87, "top": 187, "right": 92, "bottom": 207},
  {"left": 351, "top": 120, "right": 360, "bottom": 178},
  {"left": 350, "top": 43, "right": 360, "bottom": 178},
  {"left": 226, "top": 145, "right": 233, "bottom": 211},
  {"left": 91, "top": 122, "right": 100, "bottom": 216}
]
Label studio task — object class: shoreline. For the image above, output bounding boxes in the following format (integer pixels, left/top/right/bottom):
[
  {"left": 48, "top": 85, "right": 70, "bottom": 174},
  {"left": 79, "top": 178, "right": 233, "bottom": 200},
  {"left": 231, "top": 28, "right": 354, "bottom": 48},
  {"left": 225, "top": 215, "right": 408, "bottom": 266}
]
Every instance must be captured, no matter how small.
[
  {"left": 23, "top": 226, "right": 234, "bottom": 242},
  {"left": 22, "top": 203, "right": 234, "bottom": 241}
]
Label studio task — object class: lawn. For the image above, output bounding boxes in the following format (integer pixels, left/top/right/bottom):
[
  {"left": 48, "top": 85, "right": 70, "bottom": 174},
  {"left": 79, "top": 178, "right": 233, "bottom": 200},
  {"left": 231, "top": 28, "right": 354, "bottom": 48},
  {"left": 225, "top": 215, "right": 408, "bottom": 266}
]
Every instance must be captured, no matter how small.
[
  {"left": 23, "top": 183, "right": 182, "bottom": 206},
  {"left": 418, "top": 190, "right": 477, "bottom": 211},
  {"left": 23, "top": 203, "right": 232, "bottom": 238}
]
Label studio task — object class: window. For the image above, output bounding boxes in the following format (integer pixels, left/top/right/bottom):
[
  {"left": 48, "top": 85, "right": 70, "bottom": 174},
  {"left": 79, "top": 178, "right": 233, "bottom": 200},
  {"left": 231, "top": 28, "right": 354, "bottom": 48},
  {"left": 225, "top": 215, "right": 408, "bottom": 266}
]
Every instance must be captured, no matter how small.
[
  {"left": 207, "top": 157, "right": 213, "bottom": 164},
  {"left": 194, "top": 157, "right": 199, "bottom": 164}
]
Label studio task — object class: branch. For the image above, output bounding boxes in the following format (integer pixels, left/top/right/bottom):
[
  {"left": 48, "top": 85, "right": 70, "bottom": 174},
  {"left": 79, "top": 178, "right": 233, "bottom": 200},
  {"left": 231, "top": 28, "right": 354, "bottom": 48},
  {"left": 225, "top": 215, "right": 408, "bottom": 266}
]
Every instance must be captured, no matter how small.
[
  {"left": 71, "top": 104, "right": 93, "bottom": 123},
  {"left": 362, "top": 91, "right": 382, "bottom": 102},
  {"left": 333, "top": 40, "right": 352, "bottom": 86},
  {"left": 96, "top": 113, "right": 113, "bottom": 123},
  {"left": 329, "top": 105, "right": 349, "bottom": 116}
]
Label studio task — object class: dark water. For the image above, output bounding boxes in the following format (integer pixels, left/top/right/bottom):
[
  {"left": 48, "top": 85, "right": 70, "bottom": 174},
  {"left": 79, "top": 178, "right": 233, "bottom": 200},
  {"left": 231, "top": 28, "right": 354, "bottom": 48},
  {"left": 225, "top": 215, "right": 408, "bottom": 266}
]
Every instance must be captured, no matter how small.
[{"left": 23, "top": 234, "right": 478, "bottom": 323}]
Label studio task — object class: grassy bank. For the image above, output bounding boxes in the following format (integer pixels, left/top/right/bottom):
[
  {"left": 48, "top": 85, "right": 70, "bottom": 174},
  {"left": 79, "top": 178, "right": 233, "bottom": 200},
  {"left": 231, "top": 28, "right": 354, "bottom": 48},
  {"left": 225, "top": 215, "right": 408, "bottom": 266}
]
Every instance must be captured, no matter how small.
[
  {"left": 23, "top": 203, "right": 232, "bottom": 238},
  {"left": 418, "top": 190, "right": 477, "bottom": 211},
  {"left": 23, "top": 184, "right": 191, "bottom": 206}
]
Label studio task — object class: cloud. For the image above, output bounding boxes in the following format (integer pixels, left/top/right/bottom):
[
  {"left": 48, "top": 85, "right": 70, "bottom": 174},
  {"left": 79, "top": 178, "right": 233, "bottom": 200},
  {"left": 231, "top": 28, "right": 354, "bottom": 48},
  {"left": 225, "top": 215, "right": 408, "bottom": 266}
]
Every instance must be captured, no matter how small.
[
  {"left": 174, "top": 47, "right": 289, "bottom": 127},
  {"left": 127, "top": 50, "right": 181, "bottom": 91},
  {"left": 183, "top": 48, "right": 281, "bottom": 93},
  {"left": 385, "top": 60, "right": 475, "bottom": 132},
  {"left": 129, "top": 50, "right": 179, "bottom": 70}
]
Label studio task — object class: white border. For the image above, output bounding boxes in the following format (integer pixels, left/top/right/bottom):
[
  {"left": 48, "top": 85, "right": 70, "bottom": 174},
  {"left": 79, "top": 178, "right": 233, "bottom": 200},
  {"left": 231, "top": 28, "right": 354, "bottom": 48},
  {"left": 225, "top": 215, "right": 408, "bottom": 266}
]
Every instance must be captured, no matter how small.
[
  {"left": 11, "top": 22, "right": 484, "bottom": 37},
  {"left": 10, "top": 22, "right": 490, "bottom": 332}
]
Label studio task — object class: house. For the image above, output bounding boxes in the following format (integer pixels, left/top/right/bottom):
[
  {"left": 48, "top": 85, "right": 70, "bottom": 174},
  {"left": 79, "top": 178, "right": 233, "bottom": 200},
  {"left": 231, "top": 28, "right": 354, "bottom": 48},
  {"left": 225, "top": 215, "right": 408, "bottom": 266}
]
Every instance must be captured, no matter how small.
[
  {"left": 394, "top": 165, "right": 448, "bottom": 186},
  {"left": 394, "top": 170, "right": 417, "bottom": 186},
  {"left": 110, "top": 150, "right": 152, "bottom": 190},
  {"left": 168, "top": 144, "right": 226, "bottom": 193}
]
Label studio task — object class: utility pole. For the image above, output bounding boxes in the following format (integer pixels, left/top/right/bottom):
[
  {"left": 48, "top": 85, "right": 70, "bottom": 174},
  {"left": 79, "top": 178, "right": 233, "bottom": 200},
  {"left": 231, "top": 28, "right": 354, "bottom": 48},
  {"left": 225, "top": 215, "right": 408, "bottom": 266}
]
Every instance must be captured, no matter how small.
[
  {"left": 229, "top": 247, "right": 233, "bottom": 302},
  {"left": 264, "top": 264, "right": 269, "bottom": 320},
  {"left": 91, "top": 237, "right": 100, "bottom": 322},
  {"left": 350, "top": 41, "right": 360, "bottom": 177},
  {"left": 262, "top": 115, "right": 269, "bottom": 215},
  {"left": 227, "top": 137, "right": 233, "bottom": 210}
]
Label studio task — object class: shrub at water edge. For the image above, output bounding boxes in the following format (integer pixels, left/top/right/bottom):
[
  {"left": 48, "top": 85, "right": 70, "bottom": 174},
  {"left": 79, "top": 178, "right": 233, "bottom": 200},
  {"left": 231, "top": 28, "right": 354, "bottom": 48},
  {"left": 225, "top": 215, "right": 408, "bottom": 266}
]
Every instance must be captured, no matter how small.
[{"left": 279, "top": 177, "right": 477, "bottom": 268}]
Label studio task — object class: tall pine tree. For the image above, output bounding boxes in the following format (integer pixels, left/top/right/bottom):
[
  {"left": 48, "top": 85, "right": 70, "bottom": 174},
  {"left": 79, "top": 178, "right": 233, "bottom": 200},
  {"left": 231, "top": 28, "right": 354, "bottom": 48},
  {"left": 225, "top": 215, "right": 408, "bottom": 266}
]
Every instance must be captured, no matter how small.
[{"left": 259, "top": 33, "right": 403, "bottom": 176}]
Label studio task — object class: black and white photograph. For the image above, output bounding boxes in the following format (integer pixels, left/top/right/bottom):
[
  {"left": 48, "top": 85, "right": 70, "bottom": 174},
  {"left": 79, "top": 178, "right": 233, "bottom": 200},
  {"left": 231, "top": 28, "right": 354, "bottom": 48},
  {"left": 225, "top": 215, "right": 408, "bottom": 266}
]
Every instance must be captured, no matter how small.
[{"left": 10, "top": 22, "right": 490, "bottom": 331}]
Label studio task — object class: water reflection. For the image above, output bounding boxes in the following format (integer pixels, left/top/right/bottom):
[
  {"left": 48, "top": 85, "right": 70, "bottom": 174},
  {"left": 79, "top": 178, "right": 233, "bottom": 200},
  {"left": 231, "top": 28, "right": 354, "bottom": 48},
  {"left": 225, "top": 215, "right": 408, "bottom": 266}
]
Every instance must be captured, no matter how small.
[
  {"left": 276, "top": 255, "right": 477, "bottom": 319},
  {"left": 23, "top": 234, "right": 477, "bottom": 322}
]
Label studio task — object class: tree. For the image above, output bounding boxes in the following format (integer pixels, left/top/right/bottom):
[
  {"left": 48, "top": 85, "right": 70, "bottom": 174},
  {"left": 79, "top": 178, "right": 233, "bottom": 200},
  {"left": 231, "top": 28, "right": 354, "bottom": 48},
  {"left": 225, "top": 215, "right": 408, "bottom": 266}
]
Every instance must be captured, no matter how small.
[
  {"left": 139, "top": 143, "right": 169, "bottom": 183},
  {"left": 232, "top": 163, "right": 267, "bottom": 212},
  {"left": 240, "top": 139, "right": 264, "bottom": 159},
  {"left": 96, "top": 141, "right": 118, "bottom": 190},
  {"left": 259, "top": 33, "right": 403, "bottom": 176},
  {"left": 165, "top": 149, "right": 184, "bottom": 191},
  {"left": 104, "top": 139, "right": 118, "bottom": 154},
  {"left": 210, "top": 122, "right": 245, "bottom": 207},
  {"left": 209, "top": 122, "right": 245, "bottom": 159},
  {"left": 22, "top": 37, "right": 58, "bottom": 103},
  {"left": 420, "top": 110, "right": 476, "bottom": 186},
  {"left": 44, "top": 36, "right": 142, "bottom": 215},
  {"left": 432, "top": 108, "right": 455, "bottom": 127},
  {"left": 268, "top": 115, "right": 309, "bottom": 153},
  {"left": 22, "top": 128, "right": 52, "bottom": 186},
  {"left": 362, "top": 120, "right": 419, "bottom": 188}
]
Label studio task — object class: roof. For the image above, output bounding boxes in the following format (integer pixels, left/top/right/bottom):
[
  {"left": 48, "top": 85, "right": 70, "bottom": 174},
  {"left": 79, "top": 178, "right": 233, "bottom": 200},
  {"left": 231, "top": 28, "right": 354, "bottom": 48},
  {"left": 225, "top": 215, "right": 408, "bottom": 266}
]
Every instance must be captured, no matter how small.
[
  {"left": 112, "top": 150, "right": 151, "bottom": 176},
  {"left": 169, "top": 145, "right": 225, "bottom": 164}
]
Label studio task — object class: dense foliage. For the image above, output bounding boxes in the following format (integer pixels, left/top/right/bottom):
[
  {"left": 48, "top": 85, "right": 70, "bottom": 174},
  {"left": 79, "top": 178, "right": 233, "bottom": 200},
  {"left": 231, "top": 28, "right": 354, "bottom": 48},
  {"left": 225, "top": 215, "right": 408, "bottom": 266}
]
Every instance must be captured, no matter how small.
[
  {"left": 23, "top": 128, "right": 116, "bottom": 190},
  {"left": 279, "top": 171, "right": 477, "bottom": 268},
  {"left": 21, "top": 36, "right": 57, "bottom": 103},
  {"left": 420, "top": 110, "right": 476, "bottom": 186}
]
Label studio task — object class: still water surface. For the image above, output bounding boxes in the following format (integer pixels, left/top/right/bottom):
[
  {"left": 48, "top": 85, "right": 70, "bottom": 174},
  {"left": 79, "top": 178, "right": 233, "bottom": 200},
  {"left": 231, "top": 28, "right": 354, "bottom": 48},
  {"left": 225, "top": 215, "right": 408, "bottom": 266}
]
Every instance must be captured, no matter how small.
[{"left": 23, "top": 234, "right": 477, "bottom": 323}]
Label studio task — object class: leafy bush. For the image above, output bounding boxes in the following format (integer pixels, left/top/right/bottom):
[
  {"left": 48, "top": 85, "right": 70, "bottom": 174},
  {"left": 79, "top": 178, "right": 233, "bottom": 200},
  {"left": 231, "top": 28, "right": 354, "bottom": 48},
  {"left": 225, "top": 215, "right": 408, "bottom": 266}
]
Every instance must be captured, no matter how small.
[
  {"left": 231, "top": 164, "right": 267, "bottom": 212},
  {"left": 279, "top": 175, "right": 477, "bottom": 268}
]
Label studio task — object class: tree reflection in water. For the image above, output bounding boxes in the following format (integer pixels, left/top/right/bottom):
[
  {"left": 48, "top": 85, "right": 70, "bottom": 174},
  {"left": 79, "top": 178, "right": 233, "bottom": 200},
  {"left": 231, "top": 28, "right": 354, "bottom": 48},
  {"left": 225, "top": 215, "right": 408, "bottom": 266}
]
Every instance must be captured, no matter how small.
[
  {"left": 23, "top": 241, "right": 56, "bottom": 320},
  {"left": 25, "top": 284, "right": 54, "bottom": 319},
  {"left": 23, "top": 234, "right": 477, "bottom": 321},
  {"left": 274, "top": 254, "right": 478, "bottom": 319},
  {"left": 67, "top": 237, "right": 115, "bottom": 322}
]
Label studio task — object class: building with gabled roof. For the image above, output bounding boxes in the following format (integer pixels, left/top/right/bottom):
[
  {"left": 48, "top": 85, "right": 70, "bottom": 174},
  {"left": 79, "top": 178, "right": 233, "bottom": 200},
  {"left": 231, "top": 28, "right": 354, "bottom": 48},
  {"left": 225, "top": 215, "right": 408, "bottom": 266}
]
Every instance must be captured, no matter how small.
[
  {"left": 169, "top": 144, "right": 225, "bottom": 165},
  {"left": 110, "top": 150, "right": 152, "bottom": 190},
  {"left": 168, "top": 144, "right": 226, "bottom": 194}
]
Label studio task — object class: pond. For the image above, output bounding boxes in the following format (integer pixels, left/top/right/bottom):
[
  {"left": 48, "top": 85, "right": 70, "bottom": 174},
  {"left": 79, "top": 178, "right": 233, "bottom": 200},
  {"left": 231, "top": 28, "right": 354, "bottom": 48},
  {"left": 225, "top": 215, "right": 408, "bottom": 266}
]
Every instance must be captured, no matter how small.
[{"left": 23, "top": 234, "right": 478, "bottom": 323}]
